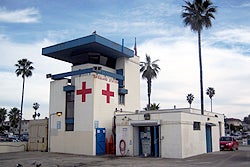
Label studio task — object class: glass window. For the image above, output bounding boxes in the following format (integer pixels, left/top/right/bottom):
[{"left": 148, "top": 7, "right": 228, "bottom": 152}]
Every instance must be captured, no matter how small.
[
  {"left": 66, "top": 124, "right": 74, "bottom": 131},
  {"left": 119, "top": 94, "right": 125, "bottom": 105},
  {"left": 65, "top": 91, "right": 74, "bottom": 131},
  {"left": 220, "top": 136, "right": 232, "bottom": 141},
  {"left": 193, "top": 122, "right": 201, "bottom": 130}
]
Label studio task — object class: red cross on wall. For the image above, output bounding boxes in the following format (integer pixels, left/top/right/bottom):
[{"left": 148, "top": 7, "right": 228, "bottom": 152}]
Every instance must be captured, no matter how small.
[
  {"left": 76, "top": 82, "right": 92, "bottom": 102},
  {"left": 102, "top": 83, "right": 114, "bottom": 103}
]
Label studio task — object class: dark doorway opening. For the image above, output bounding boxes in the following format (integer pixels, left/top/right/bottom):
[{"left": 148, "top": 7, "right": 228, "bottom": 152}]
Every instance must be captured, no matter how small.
[{"left": 139, "top": 126, "right": 159, "bottom": 157}]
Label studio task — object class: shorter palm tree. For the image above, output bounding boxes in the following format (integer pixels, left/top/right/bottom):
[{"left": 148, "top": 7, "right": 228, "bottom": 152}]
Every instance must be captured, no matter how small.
[
  {"left": 8, "top": 107, "right": 20, "bottom": 133},
  {"left": 206, "top": 87, "right": 215, "bottom": 112},
  {"left": 32, "top": 102, "right": 40, "bottom": 120},
  {"left": 140, "top": 54, "right": 160, "bottom": 109},
  {"left": 0, "top": 107, "right": 7, "bottom": 126},
  {"left": 144, "top": 103, "right": 160, "bottom": 111},
  {"left": 186, "top": 94, "right": 195, "bottom": 108}
]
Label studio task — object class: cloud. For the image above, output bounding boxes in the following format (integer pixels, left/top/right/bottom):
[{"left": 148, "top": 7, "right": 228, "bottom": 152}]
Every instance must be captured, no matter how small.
[
  {"left": 129, "top": 1, "right": 180, "bottom": 18},
  {"left": 0, "top": 36, "right": 71, "bottom": 120},
  {"left": 81, "top": 1, "right": 182, "bottom": 40},
  {"left": 1, "top": 0, "right": 249, "bottom": 120},
  {"left": 241, "top": 2, "right": 250, "bottom": 7},
  {"left": 213, "top": 27, "right": 250, "bottom": 44},
  {"left": 0, "top": 7, "right": 40, "bottom": 23},
  {"left": 138, "top": 32, "right": 250, "bottom": 119}
]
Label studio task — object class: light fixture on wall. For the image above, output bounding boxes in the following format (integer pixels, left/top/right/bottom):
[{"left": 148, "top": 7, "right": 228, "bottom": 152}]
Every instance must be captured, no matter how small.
[{"left": 56, "top": 112, "right": 62, "bottom": 116}]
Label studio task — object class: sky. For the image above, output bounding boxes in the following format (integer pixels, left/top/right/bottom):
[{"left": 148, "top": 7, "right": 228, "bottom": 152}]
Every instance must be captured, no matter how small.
[{"left": 0, "top": 0, "right": 249, "bottom": 121}]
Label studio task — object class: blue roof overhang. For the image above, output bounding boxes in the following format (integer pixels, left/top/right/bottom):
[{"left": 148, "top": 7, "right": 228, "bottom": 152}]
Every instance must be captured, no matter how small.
[{"left": 42, "top": 34, "right": 134, "bottom": 64}]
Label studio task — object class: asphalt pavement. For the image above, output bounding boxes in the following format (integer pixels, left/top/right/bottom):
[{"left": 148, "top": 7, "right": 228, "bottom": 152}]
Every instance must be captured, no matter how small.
[{"left": 0, "top": 146, "right": 249, "bottom": 167}]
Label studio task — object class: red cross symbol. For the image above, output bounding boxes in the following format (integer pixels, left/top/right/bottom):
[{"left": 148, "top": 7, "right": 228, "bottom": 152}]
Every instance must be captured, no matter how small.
[
  {"left": 102, "top": 83, "right": 114, "bottom": 103},
  {"left": 76, "top": 82, "right": 92, "bottom": 102}
]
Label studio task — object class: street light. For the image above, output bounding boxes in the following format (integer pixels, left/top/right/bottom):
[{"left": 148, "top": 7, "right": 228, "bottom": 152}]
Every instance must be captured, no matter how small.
[{"left": 48, "top": 112, "right": 62, "bottom": 152}]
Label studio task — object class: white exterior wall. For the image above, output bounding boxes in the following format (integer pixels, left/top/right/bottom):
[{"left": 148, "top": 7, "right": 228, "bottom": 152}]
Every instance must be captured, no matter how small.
[
  {"left": 50, "top": 76, "right": 95, "bottom": 155},
  {"left": 115, "top": 108, "right": 225, "bottom": 159},
  {"left": 160, "top": 112, "right": 183, "bottom": 158},
  {"left": 49, "top": 55, "right": 140, "bottom": 156},
  {"left": 51, "top": 131, "right": 93, "bottom": 154},
  {"left": 180, "top": 112, "right": 206, "bottom": 158},
  {"left": 93, "top": 74, "right": 118, "bottom": 138},
  {"left": 74, "top": 74, "right": 95, "bottom": 155},
  {"left": 115, "top": 118, "right": 134, "bottom": 156},
  {"left": 116, "top": 56, "right": 140, "bottom": 111},
  {"left": 49, "top": 79, "right": 67, "bottom": 152},
  {"left": 123, "top": 56, "right": 140, "bottom": 111},
  {"left": 50, "top": 72, "right": 120, "bottom": 155}
]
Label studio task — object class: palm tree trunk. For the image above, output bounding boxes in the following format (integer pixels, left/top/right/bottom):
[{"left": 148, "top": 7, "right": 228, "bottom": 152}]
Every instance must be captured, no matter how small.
[
  {"left": 147, "top": 79, "right": 151, "bottom": 109},
  {"left": 198, "top": 30, "right": 204, "bottom": 115},
  {"left": 211, "top": 98, "right": 213, "bottom": 112},
  {"left": 18, "top": 77, "right": 25, "bottom": 138}
]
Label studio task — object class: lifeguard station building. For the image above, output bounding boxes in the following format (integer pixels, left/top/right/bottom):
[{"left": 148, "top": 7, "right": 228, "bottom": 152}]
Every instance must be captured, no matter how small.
[
  {"left": 42, "top": 34, "right": 225, "bottom": 159},
  {"left": 42, "top": 34, "right": 140, "bottom": 155}
]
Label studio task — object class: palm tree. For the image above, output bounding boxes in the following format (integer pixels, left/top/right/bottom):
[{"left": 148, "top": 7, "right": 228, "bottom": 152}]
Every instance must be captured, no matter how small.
[
  {"left": 0, "top": 108, "right": 7, "bottom": 133},
  {"left": 32, "top": 102, "right": 40, "bottom": 120},
  {"left": 0, "top": 107, "right": 7, "bottom": 126},
  {"left": 186, "top": 94, "right": 195, "bottom": 108},
  {"left": 182, "top": 0, "right": 216, "bottom": 115},
  {"left": 8, "top": 107, "right": 20, "bottom": 133},
  {"left": 144, "top": 103, "right": 160, "bottom": 111},
  {"left": 140, "top": 54, "right": 160, "bottom": 109},
  {"left": 206, "top": 87, "right": 215, "bottom": 112},
  {"left": 15, "top": 58, "right": 34, "bottom": 137}
]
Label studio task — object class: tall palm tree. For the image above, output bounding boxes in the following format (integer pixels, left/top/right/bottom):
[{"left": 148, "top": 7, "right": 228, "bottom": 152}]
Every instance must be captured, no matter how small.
[
  {"left": 182, "top": 0, "right": 216, "bottom": 115},
  {"left": 0, "top": 107, "right": 7, "bottom": 126},
  {"left": 206, "top": 87, "right": 215, "bottom": 112},
  {"left": 32, "top": 102, "right": 40, "bottom": 120},
  {"left": 186, "top": 93, "right": 195, "bottom": 108},
  {"left": 140, "top": 54, "right": 160, "bottom": 109},
  {"left": 15, "top": 58, "right": 34, "bottom": 137},
  {"left": 8, "top": 107, "right": 20, "bottom": 133}
]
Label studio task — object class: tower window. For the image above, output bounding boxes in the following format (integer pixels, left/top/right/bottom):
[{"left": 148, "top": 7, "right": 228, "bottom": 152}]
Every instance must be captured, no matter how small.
[
  {"left": 65, "top": 91, "right": 74, "bottom": 131},
  {"left": 119, "top": 94, "right": 125, "bottom": 105}
]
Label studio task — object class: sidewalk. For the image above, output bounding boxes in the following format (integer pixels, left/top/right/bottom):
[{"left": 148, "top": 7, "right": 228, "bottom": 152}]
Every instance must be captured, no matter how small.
[{"left": 0, "top": 146, "right": 249, "bottom": 167}]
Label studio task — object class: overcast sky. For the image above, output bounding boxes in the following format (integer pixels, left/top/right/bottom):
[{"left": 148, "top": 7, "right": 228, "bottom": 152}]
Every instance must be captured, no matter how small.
[{"left": 0, "top": 0, "right": 249, "bottom": 120}]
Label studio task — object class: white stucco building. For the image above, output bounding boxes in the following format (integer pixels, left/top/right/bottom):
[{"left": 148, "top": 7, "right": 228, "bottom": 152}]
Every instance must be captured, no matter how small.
[
  {"left": 42, "top": 34, "right": 224, "bottom": 158},
  {"left": 115, "top": 108, "right": 225, "bottom": 158},
  {"left": 42, "top": 34, "right": 140, "bottom": 155}
]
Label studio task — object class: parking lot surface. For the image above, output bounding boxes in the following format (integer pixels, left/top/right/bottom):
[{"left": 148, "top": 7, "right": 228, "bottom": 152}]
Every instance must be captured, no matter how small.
[{"left": 0, "top": 146, "right": 249, "bottom": 167}]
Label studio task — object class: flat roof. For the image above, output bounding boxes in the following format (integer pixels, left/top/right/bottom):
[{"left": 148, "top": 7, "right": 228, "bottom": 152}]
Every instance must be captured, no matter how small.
[{"left": 42, "top": 34, "right": 134, "bottom": 64}]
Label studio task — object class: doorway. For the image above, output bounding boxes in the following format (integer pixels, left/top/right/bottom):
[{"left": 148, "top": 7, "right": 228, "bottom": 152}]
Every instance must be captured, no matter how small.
[
  {"left": 206, "top": 125, "right": 212, "bottom": 153},
  {"left": 138, "top": 126, "right": 159, "bottom": 157},
  {"left": 96, "top": 128, "right": 106, "bottom": 155}
]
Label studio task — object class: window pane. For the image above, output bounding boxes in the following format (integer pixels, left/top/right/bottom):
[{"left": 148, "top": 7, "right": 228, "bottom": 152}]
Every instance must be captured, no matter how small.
[{"left": 193, "top": 122, "right": 200, "bottom": 130}]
